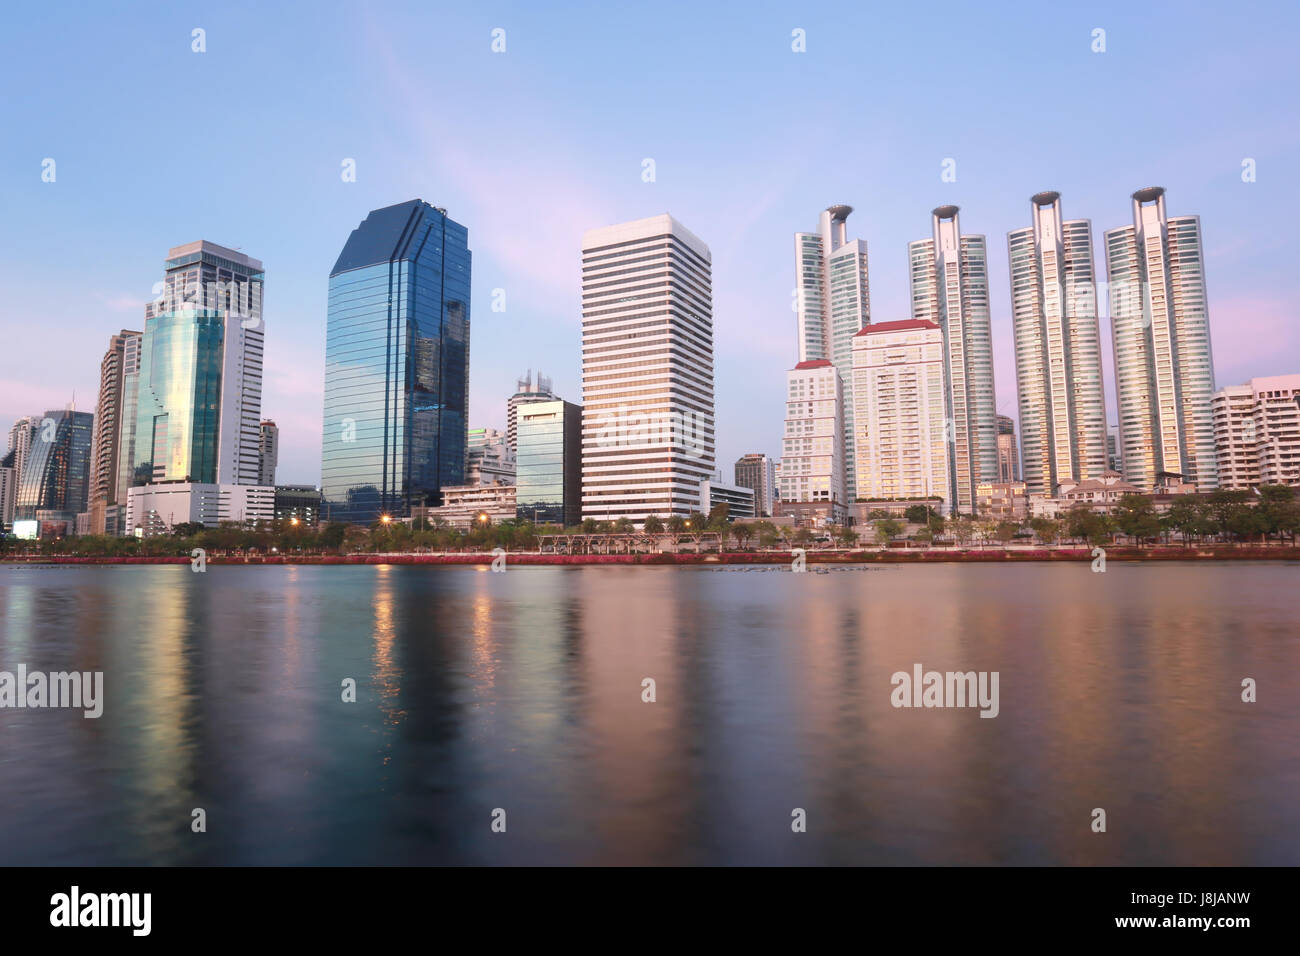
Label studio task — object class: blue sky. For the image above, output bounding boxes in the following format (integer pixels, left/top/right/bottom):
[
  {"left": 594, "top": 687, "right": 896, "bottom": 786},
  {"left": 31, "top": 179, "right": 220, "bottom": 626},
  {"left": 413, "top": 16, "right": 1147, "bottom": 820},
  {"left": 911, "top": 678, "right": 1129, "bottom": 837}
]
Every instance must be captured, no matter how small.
[{"left": 2, "top": 0, "right": 1297, "bottom": 484}]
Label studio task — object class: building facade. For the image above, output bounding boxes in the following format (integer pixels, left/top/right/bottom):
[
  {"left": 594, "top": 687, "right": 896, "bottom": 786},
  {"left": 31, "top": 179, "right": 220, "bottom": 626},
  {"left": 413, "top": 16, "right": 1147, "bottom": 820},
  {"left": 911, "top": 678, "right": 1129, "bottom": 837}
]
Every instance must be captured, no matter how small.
[
  {"left": 1007, "top": 192, "right": 1108, "bottom": 494},
  {"left": 850, "top": 319, "right": 951, "bottom": 510},
  {"left": 467, "top": 426, "right": 516, "bottom": 486},
  {"left": 1212, "top": 375, "right": 1300, "bottom": 489},
  {"left": 515, "top": 399, "right": 582, "bottom": 528},
  {"left": 909, "top": 205, "right": 999, "bottom": 513},
  {"left": 580, "top": 214, "right": 714, "bottom": 524},
  {"left": 1105, "top": 187, "right": 1217, "bottom": 490},
  {"left": 699, "top": 477, "right": 756, "bottom": 520},
  {"left": 778, "top": 360, "right": 845, "bottom": 521},
  {"left": 733, "top": 453, "right": 777, "bottom": 517},
  {"left": 86, "top": 330, "right": 141, "bottom": 535},
  {"left": 506, "top": 371, "right": 557, "bottom": 453},
  {"left": 321, "top": 200, "right": 471, "bottom": 523},
  {"left": 794, "top": 205, "right": 871, "bottom": 500},
  {"left": 996, "top": 414, "right": 1021, "bottom": 483},
  {"left": 14, "top": 409, "right": 94, "bottom": 523},
  {"left": 125, "top": 482, "right": 275, "bottom": 535},
  {"left": 258, "top": 421, "right": 279, "bottom": 486},
  {"left": 273, "top": 484, "right": 322, "bottom": 525},
  {"left": 414, "top": 484, "right": 516, "bottom": 531}
]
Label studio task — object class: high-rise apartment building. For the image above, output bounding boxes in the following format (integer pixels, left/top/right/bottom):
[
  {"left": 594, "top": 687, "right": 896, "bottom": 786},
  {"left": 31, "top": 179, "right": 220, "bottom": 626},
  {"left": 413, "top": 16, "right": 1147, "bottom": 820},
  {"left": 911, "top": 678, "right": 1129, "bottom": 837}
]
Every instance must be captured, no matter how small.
[
  {"left": 506, "top": 371, "right": 557, "bottom": 453},
  {"left": 733, "top": 453, "right": 777, "bottom": 517},
  {"left": 794, "top": 205, "right": 870, "bottom": 500},
  {"left": 321, "top": 200, "right": 471, "bottom": 523},
  {"left": 515, "top": 399, "right": 582, "bottom": 527},
  {"left": 132, "top": 241, "right": 265, "bottom": 488},
  {"left": 909, "top": 205, "right": 998, "bottom": 513},
  {"left": 777, "top": 360, "right": 845, "bottom": 519},
  {"left": 258, "top": 421, "right": 279, "bottom": 486},
  {"left": 87, "top": 330, "right": 141, "bottom": 534},
  {"left": 851, "top": 320, "right": 951, "bottom": 509},
  {"left": 1105, "top": 187, "right": 1217, "bottom": 489},
  {"left": 3, "top": 417, "right": 39, "bottom": 528},
  {"left": 1007, "top": 192, "right": 1107, "bottom": 494},
  {"left": 580, "top": 214, "right": 714, "bottom": 523},
  {"left": 1212, "top": 375, "right": 1300, "bottom": 489},
  {"left": 996, "top": 415, "right": 1021, "bottom": 483}
]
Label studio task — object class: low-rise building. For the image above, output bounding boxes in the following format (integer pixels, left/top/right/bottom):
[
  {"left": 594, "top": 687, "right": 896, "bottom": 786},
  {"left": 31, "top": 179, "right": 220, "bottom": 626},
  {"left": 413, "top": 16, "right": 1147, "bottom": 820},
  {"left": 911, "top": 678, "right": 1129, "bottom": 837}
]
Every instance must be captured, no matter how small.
[
  {"left": 413, "top": 484, "right": 517, "bottom": 531},
  {"left": 975, "top": 481, "right": 1027, "bottom": 520},
  {"left": 126, "top": 482, "right": 275, "bottom": 534},
  {"left": 700, "top": 477, "right": 755, "bottom": 520}
]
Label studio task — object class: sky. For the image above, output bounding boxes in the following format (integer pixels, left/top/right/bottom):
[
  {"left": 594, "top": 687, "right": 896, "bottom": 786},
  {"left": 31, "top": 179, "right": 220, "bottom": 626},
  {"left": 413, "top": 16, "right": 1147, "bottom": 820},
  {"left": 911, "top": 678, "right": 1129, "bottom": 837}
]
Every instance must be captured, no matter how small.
[{"left": 2, "top": 0, "right": 1298, "bottom": 485}]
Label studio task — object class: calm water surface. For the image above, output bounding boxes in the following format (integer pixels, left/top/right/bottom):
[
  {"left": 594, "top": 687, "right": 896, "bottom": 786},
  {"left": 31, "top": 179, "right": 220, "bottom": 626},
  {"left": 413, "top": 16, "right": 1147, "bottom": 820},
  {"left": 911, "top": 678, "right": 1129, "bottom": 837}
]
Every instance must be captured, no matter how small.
[{"left": 1, "top": 562, "right": 1297, "bottom": 865}]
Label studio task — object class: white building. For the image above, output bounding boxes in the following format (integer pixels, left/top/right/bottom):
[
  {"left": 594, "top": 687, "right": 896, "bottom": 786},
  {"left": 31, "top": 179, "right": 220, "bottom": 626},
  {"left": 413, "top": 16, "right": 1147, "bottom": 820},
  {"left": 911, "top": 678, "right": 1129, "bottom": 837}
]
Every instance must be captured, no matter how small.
[
  {"left": 778, "top": 360, "right": 845, "bottom": 520},
  {"left": 794, "top": 205, "right": 870, "bottom": 500},
  {"left": 851, "top": 319, "right": 951, "bottom": 511},
  {"left": 1007, "top": 191, "right": 1108, "bottom": 494},
  {"left": 506, "top": 371, "right": 557, "bottom": 453},
  {"left": 126, "top": 482, "right": 275, "bottom": 534},
  {"left": 909, "top": 205, "right": 999, "bottom": 513},
  {"left": 1213, "top": 375, "right": 1300, "bottom": 489},
  {"left": 1105, "top": 187, "right": 1217, "bottom": 490},
  {"left": 413, "top": 483, "right": 517, "bottom": 531},
  {"left": 580, "top": 214, "right": 715, "bottom": 524},
  {"left": 699, "top": 476, "right": 756, "bottom": 520},
  {"left": 467, "top": 426, "right": 516, "bottom": 485}
]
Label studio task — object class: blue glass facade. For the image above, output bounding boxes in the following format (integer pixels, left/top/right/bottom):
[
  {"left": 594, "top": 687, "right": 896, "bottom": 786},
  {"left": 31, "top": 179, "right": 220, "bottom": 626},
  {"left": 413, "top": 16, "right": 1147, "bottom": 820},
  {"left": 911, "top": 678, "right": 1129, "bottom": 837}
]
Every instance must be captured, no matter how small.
[
  {"left": 132, "top": 311, "right": 226, "bottom": 485},
  {"left": 322, "top": 200, "right": 471, "bottom": 523},
  {"left": 515, "top": 400, "right": 582, "bottom": 527},
  {"left": 14, "top": 410, "right": 94, "bottom": 519}
]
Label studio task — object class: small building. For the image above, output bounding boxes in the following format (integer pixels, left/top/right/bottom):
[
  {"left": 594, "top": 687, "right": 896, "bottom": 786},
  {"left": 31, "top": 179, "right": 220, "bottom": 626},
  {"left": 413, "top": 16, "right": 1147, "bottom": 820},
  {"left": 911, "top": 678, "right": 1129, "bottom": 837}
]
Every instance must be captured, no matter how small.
[
  {"left": 274, "top": 485, "right": 322, "bottom": 525},
  {"left": 413, "top": 484, "right": 517, "bottom": 531},
  {"left": 125, "top": 483, "right": 275, "bottom": 534},
  {"left": 975, "top": 481, "right": 1027, "bottom": 520},
  {"left": 699, "top": 477, "right": 755, "bottom": 520}
]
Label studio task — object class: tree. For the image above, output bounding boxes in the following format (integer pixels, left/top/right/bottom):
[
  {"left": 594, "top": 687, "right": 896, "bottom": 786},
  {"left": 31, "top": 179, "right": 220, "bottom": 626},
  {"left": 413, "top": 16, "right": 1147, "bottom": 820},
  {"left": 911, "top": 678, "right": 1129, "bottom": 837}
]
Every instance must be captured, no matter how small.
[
  {"left": 1064, "top": 504, "right": 1113, "bottom": 546},
  {"left": 874, "top": 518, "right": 903, "bottom": 546},
  {"left": 995, "top": 521, "right": 1020, "bottom": 545},
  {"left": 666, "top": 515, "right": 686, "bottom": 533},
  {"left": 948, "top": 517, "right": 974, "bottom": 547},
  {"left": 792, "top": 527, "right": 814, "bottom": 547},
  {"left": 732, "top": 524, "right": 753, "bottom": 549},
  {"left": 1112, "top": 494, "right": 1161, "bottom": 545},
  {"left": 1029, "top": 517, "right": 1061, "bottom": 545},
  {"left": 706, "top": 503, "right": 730, "bottom": 529},
  {"left": 904, "top": 504, "right": 942, "bottom": 525},
  {"left": 643, "top": 514, "right": 664, "bottom": 534}
]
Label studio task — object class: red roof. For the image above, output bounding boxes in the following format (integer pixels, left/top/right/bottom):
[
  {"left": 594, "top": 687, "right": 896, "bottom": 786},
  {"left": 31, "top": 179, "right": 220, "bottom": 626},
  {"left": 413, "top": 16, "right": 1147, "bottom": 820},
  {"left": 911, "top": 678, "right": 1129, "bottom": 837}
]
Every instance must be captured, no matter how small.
[
  {"left": 792, "top": 359, "right": 833, "bottom": 369},
  {"left": 854, "top": 319, "right": 940, "bottom": 336}
]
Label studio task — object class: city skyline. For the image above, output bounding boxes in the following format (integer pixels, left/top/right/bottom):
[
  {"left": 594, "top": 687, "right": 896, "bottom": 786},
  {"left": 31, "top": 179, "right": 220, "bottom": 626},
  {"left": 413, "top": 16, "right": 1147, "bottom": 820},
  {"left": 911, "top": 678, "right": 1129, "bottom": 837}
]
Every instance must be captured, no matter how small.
[{"left": 2, "top": 3, "right": 1297, "bottom": 487}]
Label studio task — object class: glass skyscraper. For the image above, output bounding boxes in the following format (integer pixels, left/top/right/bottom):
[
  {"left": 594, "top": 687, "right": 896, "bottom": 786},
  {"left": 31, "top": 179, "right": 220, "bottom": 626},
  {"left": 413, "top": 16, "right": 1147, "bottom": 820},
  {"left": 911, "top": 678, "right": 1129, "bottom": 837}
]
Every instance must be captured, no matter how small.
[
  {"left": 14, "top": 409, "right": 94, "bottom": 521},
  {"left": 322, "top": 200, "right": 471, "bottom": 523},
  {"left": 515, "top": 399, "right": 582, "bottom": 527}
]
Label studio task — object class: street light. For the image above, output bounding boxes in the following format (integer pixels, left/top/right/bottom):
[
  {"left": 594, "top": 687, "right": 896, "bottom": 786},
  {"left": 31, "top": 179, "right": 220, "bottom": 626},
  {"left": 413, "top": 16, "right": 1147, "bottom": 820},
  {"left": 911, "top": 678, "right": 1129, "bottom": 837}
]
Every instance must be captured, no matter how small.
[{"left": 380, "top": 514, "right": 392, "bottom": 524}]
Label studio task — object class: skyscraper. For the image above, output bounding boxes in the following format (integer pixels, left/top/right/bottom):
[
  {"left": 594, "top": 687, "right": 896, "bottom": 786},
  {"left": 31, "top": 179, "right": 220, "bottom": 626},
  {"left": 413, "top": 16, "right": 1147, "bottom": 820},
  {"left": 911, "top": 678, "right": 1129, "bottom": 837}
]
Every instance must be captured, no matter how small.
[
  {"left": 132, "top": 241, "right": 265, "bottom": 487},
  {"left": 15, "top": 409, "right": 94, "bottom": 524},
  {"left": 794, "top": 205, "right": 870, "bottom": 500},
  {"left": 506, "top": 370, "right": 557, "bottom": 453},
  {"left": 1105, "top": 187, "right": 1217, "bottom": 489},
  {"left": 258, "top": 420, "right": 278, "bottom": 486},
  {"left": 996, "top": 414, "right": 1021, "bottom": 483},
  {"left": 3, "top": 417, "right": 39, "bottom": 527},
  {"left": 851, "top": 320, "right": 950, "bottom": 508},
  {"left": 321, "top": 200, "right": 471, "bottom": 523},
  {"left": 516, "top": 399, "right": 582, "bottom": 527},
  {"left": 909, "top": 205, "right": 998, "bottom": 514},
  {"left": 1007, "top": 192, "right": 1107, "bottom": 495},
  {"left": 87, "top": 330, "right": 141, "bottom": 534},
  {"left": 580, "top": 214, "right": 714, "bottom": 523},
  {"left": 777, "top": 360, "right": 845, "bottom": 523},
  {"left": 734, "top": 453, "right": 777, "bottom": 517}
]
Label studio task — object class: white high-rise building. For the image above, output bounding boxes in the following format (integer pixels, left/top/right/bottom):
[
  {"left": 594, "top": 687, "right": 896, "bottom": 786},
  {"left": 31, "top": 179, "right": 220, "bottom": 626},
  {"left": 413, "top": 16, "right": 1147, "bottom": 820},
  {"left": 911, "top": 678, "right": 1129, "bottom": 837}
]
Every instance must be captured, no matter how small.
[
  {"left": 795, "top": 205, "right": 870, "bottom": 500},
  {"left": 777, "top": 360, "right": 845, "bottom": 518},
  {"left": 1105, "top": 187, "right": 1217, "bottom": 490},
  {"left": 851, "top": 319, "right": 951, "bottom": 510},
  {"left": 1212, "top": 375, "right": 1300, "bottom": 489},
  {"left": 580, "top": 214, "right": 714, "bottom": 523},
  {"left": 1007, "top": 192, "right": 1108, "bottom": 495},
  {"left": 909, "top": 206, "right": 998, "bottom": 513}
]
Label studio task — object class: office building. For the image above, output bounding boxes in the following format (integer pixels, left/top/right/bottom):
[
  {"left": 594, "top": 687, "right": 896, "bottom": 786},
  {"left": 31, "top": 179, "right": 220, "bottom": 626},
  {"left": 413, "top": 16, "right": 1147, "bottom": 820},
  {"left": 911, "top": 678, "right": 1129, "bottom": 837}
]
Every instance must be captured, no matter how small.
[
  {"left": 516, "top": 399, "right": 582, "bottom": 527},
  {"left": 733, "top": 453, "right": 777, "bottom": 517},
  {"left": 996, "top": 415, "right": 1021, "bottom": 483},
  {"left": 1212, "top": 375, "right": 1300, "bottom": 489},
  {"left": 909, "top": 205, "right": 998, "bottom": 513},
  {"left": 321, "top": 200, "right": 471, "bottom": 522},
  {"left": 794, "top": 205, "right": 871, "bottom": 499},
  {"left": 1105, "top": 187, "right": 1217, "bottom": 489},
  {"left": 125, "top": 482, "right": 275, "bottom": 535},
  {"left": 258, "top": 421, "right": 279, "bottom": 486},
  {"left": 580, "top": 214, "right": 714, "bottom": 524},
  {"left": 851, "top": 319, "right": 951, "bottom": 510},
  {"left": 1007, "top": 192, "right": 1107, "bottom": 494},
  {"left": 700, "top": 476, "right": 756, "bottom": 520},
  {"left": 274, "top": 484, "right": 322, "bottom": 525},
  {"left": 132, "top": 241, "right": 265, "bottom": 487},
  {"left": 507, "top": 371, "right": 557, "bottom": 453},
  {"left": 777, "top": 359, "right": 845, "bottom": 522},
  {"left": 14, "top": 409, "right": 94, "bottom": 523}
]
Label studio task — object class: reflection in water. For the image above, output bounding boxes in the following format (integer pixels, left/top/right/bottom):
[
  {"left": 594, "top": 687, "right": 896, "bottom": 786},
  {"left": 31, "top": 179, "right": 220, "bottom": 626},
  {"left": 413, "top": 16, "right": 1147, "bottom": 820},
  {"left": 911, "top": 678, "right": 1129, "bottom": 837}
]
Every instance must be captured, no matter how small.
[{"left": 1, "top": 562, "right": 1298, "bottom": 865}]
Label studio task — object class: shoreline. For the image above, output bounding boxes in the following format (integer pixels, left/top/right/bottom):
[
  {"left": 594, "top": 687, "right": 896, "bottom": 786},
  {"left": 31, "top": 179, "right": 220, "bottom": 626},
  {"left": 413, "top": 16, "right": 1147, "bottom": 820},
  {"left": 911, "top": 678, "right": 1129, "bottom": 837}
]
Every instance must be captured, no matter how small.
[{"left": 2, "top": 546, "right": 1298, "bottom": 566}]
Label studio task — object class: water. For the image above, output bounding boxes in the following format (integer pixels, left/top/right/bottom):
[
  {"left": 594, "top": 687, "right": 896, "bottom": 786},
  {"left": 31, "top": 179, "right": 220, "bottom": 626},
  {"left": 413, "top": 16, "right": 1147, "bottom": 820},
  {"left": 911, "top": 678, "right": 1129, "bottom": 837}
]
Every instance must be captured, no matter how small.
[{"left": 1, "top": 562, "right": 1297, "bottom": 865}]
